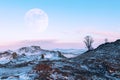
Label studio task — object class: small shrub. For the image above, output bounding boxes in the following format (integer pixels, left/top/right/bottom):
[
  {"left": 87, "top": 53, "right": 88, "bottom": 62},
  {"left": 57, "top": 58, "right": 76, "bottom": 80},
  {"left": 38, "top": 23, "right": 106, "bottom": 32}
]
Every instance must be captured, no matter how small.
[{"left": 12, "top": 52, "right": 17, "bottom": 59}]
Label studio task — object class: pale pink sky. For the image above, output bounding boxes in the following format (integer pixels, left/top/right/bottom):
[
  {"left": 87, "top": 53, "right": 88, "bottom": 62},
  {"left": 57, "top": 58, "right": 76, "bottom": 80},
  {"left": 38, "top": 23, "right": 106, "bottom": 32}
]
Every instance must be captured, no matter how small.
[{"left": 0, "top": 0, "right": 120, "bottom": 50}]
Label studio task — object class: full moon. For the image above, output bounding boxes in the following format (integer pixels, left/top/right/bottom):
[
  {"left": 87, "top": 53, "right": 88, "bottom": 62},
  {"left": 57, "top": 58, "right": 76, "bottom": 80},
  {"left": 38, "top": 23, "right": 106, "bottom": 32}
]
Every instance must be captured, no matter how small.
[{"left": 24, "top": 8, "right": 48, "bottom": 32}]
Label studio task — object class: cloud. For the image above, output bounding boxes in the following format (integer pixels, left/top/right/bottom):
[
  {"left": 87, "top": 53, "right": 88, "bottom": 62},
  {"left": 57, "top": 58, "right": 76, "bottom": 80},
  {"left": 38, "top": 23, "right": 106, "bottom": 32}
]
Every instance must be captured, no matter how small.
[
  {"left": 0, "top": 39, "right": 82, "bottom": 51},
  {"left": 76, "top": 28, "right": 120, "bottom": 41},
  {"left": 19, "top": 39, "right": 83, "bottom": 49}
]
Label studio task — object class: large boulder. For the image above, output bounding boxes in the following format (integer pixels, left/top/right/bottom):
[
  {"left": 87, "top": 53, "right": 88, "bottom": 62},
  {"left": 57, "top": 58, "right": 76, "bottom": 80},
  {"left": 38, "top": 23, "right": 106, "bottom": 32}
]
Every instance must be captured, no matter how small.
[{"left": 12, "top": 52, "right": 18, "bottom": 59}]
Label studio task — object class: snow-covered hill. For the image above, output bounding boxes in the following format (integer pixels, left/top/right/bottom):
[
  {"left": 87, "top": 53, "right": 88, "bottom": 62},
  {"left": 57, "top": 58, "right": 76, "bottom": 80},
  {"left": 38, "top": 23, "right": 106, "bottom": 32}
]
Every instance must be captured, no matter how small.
[{"left": 0, "top": 46, "right": 66, "bottom": 79}]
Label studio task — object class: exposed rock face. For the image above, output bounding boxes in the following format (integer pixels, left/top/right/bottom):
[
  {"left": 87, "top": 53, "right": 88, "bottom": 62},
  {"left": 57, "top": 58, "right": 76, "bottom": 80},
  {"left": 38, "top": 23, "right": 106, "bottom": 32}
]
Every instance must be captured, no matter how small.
[
  {"left": 0, "top": 51, "right": 13, "bottom": 60},
  {"left": 18, "top": 46, "right": 41, "bottom": 53},
  {"left": 31, "top": 46, "right": 41, "bottom": 50},
  {"left": 12, "top": 52, "right": 18, "bottom": 59},
  {"left": 57, "top": 51, "right": 66, "bottom": 58},
  {"left": 0, "top": 51, "right": 11, "bottom": 57}
]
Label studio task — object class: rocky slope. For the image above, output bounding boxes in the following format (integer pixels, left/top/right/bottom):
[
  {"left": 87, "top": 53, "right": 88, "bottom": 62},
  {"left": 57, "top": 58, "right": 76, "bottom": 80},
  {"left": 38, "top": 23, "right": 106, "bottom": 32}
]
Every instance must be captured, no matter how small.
[
  {"left": 34, "top": 40, "right": 120, "bottom": 80},
  {"left": 0, "top": 40, "right": 120, "bottom": 80},
  {"left": 70, "top": 39, "right": 120, "bottom": 80}
]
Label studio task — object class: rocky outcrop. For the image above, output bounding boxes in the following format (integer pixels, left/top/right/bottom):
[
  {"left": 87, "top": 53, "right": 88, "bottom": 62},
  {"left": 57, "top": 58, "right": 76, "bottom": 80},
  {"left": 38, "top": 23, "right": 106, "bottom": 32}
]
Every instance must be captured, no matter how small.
[
  {"left": 18, "top": 46, "right": 41, "bottom": 53},
  {"left": 0, "top": 51, "right": 11, "bottom": 57}
]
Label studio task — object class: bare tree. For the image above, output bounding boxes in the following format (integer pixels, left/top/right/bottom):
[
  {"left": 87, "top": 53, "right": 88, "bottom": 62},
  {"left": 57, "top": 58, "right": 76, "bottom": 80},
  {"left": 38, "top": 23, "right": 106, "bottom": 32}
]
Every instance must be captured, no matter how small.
[{"left": 84, "top": 36, "right": 94, "bottom": 51}]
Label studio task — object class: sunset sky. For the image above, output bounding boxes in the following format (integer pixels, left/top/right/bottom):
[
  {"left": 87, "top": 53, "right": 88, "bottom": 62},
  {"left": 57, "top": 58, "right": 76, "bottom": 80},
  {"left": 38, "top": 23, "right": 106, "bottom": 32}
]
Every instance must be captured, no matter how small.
[{"left": 0, "top": 0, "right": 120, "bottom": 50}]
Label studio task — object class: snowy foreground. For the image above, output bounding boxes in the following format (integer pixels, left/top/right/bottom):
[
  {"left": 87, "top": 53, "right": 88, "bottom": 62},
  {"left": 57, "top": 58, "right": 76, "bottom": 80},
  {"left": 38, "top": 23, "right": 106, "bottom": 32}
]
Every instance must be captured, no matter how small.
[
  {"left": 0, "top": 46, "right": 84, "bottom": 80},
  {"left": 1, "top": 39, "right": 120, "bottom": 80}
]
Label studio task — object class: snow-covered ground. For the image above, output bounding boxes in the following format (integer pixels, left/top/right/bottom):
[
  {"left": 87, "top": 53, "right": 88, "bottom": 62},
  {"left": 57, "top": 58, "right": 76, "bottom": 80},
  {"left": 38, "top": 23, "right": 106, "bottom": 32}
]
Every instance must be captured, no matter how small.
[
  {"left": 0, "top": 55, "right": 38, "bottom": 79},
  {"left": 0, "top": 67, "right": 36, "bottom": 80},
  {"left": 0, "top": 46, "right": 86, "bottom": 80},
  {"left": 0, "top": 46, "right": 78, "bottom": 79}
]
